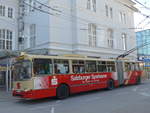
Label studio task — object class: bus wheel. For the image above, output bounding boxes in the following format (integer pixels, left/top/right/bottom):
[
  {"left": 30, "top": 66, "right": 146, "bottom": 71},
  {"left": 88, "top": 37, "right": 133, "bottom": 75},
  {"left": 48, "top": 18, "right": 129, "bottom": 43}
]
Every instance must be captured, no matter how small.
[
  {"left": 136, "top": 76, "right": 141, "bottom": 85},
  {"left": 107, "top": 79, "right": 114, "bottom": 90},
  {"left": 57, "top": 84, "right": 70, "bottom": 99}
]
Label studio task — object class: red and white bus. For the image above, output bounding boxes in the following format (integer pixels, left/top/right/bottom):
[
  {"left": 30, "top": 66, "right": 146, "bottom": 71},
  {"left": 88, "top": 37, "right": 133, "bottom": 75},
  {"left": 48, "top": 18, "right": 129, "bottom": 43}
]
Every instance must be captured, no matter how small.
[{"left": 12, "top": 54, "right": 144, "bottom": 99}]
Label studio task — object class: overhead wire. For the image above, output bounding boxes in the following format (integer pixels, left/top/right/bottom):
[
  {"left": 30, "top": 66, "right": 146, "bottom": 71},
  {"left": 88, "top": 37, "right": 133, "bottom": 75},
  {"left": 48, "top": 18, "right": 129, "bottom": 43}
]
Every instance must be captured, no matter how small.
[
  {"left": 133, "top": 0, "right": 150, "bottom": 11},
  {"left": 132, "top": 0, "right": 150, "bottom": 29},
  {"left": 34, "top": 0, "right": 62, "bottom": 13},
  {"left": 143, "top": 21, "right": 150, "bottom": 28},
  {"left": 136, "top": 15, "right": 150, "bottom": 27},
  {"left": 23, "top": 1, "right": 92, "bottom": 28},
  {"left": 117, "top": 38, "right": 150, "bottom": 59},
  {"left": 22, "top": 0, "right": 150, "bottom": 56},
  {"left": 30, "top": 0, "right": 141, "bottom": 30}
]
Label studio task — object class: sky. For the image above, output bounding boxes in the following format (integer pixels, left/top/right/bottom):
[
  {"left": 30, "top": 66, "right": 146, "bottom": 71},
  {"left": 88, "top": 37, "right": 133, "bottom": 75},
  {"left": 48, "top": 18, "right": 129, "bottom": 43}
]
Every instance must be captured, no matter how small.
[{"left": 134, "top": 0, "right": 150, "bottom": 31}]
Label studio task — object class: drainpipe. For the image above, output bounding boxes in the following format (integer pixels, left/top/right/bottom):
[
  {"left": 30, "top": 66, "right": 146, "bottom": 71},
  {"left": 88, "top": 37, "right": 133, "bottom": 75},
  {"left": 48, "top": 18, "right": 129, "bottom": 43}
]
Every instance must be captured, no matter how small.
[{"left": 6, "top": 60, "right": 9, "bottom": 92}]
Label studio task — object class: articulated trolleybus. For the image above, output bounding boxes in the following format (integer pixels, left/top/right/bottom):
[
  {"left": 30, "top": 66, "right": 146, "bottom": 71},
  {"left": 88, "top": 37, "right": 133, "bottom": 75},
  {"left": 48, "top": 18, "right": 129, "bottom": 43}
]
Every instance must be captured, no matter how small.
[{"left": 13, "top": 53, "right": 144, "bottom": 99}]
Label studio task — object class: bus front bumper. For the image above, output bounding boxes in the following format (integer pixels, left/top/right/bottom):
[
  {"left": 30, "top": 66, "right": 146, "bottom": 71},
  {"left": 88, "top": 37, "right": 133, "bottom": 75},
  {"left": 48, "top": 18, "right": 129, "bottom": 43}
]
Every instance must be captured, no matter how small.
[
  {"left": 13, "top": 90, "right": 34, "bottom": 99},
  {"left": 12, "top": 88, "right": 56, "bottom": 100}
]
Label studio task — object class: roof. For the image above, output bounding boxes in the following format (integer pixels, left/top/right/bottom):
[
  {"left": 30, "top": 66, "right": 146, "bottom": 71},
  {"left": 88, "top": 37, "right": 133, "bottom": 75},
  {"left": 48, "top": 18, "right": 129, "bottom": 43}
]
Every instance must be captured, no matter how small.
[
  {"left": 116, "top": 0, "right": 139, "bottom": 12},
  {"left": 0, "top": 50, "right": 19, "bottom": 59},
  {"left": 17, "top": 53, "right": 139, "bottom": 63}
]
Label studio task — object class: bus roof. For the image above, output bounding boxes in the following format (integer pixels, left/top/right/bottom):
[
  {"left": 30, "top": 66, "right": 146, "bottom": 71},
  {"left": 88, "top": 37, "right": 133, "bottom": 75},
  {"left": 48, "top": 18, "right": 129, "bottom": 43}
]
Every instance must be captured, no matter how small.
[{"left": 17, "top": 53, "right": 141, "bottom": 63}]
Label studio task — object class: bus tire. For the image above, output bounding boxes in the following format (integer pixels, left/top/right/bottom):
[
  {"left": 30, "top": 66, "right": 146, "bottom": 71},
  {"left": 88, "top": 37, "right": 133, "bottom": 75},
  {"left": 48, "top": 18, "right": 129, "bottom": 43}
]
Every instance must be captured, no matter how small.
[
  {"left": 56, "top": 84, "right": 70, "bottom": 99},
  {"left": 136, "top": 76, "right": 141, "bottom": 85},
  {"left": 107, "top": 79, "right": 115, "bottom": 90}
]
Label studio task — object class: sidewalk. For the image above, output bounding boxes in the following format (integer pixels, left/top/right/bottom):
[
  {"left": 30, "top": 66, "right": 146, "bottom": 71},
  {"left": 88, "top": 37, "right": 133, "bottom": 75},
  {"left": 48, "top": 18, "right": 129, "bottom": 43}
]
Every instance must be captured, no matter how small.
[{"left": 0, "top": 89, "right": 14, "bottom": 101}]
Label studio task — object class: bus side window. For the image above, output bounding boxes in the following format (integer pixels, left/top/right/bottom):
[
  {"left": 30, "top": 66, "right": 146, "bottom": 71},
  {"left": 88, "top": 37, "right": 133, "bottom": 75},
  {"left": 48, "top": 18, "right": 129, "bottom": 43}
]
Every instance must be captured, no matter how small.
[
  {"left": 86, "top": 61, "right": 97, "bottom": 73},
  {"left": 139, "top": 63, "right": 144, "bottom": 70},
  {"left": 33, "top": 59, "right": 53, "bottom": 76},
  {"left": 72, "top": 60, "right": 85, "bottom": 73},
  {"left": 106, "top": 61, "right": 116, "bottom": 72},
  {"left": 125, "top": 63, "right": 131, "bottom": 72},
  {"left": 131, "top": 63, "right": 135, "bottom": 71},
  {"left": 135, "top": 63, "right": 139, "bottom": 70},
  {"left": 54, "top": 59, "right": 69, "bottom": 74},
  {"left": 97, "top": 61, "right": 107, "bottom": 72}
]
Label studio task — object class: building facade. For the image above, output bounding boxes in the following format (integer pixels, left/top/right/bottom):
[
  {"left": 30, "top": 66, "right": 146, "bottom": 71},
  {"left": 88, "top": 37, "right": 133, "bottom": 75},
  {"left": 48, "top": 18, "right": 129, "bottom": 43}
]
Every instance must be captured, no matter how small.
[
  {"left": 0, "top": 0, "right": 18, "bottom": 89},
  {"left": 136, "top": 29, "right": 150, "bottom": 78},
  {"left": 0, "top": 0, "right": 18, "bottom": 51},
  {"left": 19, "top": 0, "right": 138, "bottom": 59},
  {"left": 136, "top": 29, "right": 150, "bottom": 57}
]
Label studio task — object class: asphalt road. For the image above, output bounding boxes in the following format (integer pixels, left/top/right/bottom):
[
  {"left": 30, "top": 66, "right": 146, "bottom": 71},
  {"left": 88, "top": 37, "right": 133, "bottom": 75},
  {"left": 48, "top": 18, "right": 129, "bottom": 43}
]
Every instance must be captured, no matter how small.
[{"left": 1, "top": 80, "right": 150, "bottom": 113}]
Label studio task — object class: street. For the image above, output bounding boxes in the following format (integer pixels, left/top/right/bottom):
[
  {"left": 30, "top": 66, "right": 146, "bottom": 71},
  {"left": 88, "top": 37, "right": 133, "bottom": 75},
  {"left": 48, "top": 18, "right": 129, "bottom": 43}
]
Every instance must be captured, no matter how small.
[{"left": 1, "top": 80, "right": 150, "bottom": 113}]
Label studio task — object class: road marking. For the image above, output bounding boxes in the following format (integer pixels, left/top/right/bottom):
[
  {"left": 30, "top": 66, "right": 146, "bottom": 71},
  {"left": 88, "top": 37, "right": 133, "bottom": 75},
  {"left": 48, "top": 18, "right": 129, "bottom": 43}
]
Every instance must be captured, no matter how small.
[
  {"left": 133, "top": 87, "right": 138, "bottom": 92},
  {"left": 140, "top": 88, "right": 149, "bottom": 91},
  {"left": 83, "top": 97, "right": 102, "bottom": 102},
  {"left": 30, "top": 100, "right": 62, "bottom": 111},
  {"left": 50, "top": 106, "right": 55, "bottom": 113},
  {"left": 140, "top": 92, "right": 150, "bottom": 97},
  {"left": 30, "top": 105, "right": 50, "bottom": 110},
  {"left": 116, "top": 92, "right": 129, "bottom": 95}
]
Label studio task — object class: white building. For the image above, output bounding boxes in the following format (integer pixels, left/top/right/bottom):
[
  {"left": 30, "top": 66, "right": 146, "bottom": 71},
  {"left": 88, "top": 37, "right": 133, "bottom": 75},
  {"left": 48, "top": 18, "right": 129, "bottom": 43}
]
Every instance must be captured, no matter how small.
[
  {"left": 0, "top": 0, "right": 18, "bottom": 89},
  {"left": 0, "top": 0, "right": 18, "bottom": 51},
  {"left": 20, "top": 0, "right": 138, "bottom": 59}
]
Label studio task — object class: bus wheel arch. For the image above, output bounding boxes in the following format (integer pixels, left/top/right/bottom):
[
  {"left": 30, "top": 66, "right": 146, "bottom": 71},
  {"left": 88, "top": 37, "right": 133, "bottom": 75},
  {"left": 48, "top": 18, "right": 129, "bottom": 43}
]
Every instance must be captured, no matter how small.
[
  {"left": 56, "top": 83, "right": 70, "bottom": 99},
  {"left": 107, "top": 79, "right": 115, "bottom": 90}
]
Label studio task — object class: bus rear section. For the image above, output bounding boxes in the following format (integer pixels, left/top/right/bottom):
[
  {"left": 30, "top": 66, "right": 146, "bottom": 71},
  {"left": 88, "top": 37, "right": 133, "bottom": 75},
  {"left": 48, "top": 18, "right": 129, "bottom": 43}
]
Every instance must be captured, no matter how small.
[
  {"left": 12, "top": 54, "right": 144, "bottom": 99},
  {"left": 116, "top": 61, "right": 143, "bottom": 86}
]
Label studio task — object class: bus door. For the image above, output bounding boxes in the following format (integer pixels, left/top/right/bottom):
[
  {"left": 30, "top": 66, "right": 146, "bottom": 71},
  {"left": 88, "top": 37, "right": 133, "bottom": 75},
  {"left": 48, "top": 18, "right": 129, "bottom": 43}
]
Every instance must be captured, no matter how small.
[{"left": 116, "top": 60, "right": 124, "bottom": 85}]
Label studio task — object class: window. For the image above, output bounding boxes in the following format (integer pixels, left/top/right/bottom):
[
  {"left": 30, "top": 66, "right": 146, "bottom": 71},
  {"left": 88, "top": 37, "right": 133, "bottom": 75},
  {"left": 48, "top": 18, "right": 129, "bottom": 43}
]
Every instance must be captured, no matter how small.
[
  {"left": 119, "top": 12, "right": 126, "bottom": 24},
  {"left": 110, "top": 7, "right": 113, "bottom": 18},
  {"left": 87, "top": 0, "right": 91, "bottom": 10},
  {"left": 92, "top": 0, "right": 96, "bottom": 12},
  {"left": 28, "top": 0, "right": 36, "bottom": 12},
  {"left": 122, "top": 33, "right": 127, "bottom": 50},
  {"left": 87, "top": 0, "right": 96, "bottom": 12},
  {"left": 97, "top": 61, "right": 115, "bottom": 72},
  {"left": 106, "top": 61, "right": 116, "bottom": 72},
  {"left": 135, "top": 63, "right": 140, "bottom": 71},
  {"left": 33, "top": 59, "right": 53, "bottom": 75},
  {"left": 107, "top": 29, "right": 114, "bottom": 48},
  {"left": 72, "top": 60, "right": 85, "bottom": 73},
  {"left": 119, "top": 12, "right": 122, "bottom": 22},
  {"left": 14, "top": 60, "right": 32, "bottom": 81},
  {"left": 123, "top": 13, "right": 126, "bottom": 24},
  {"left": 86, "top": 61, "right": 97, "bottom": 73},
  {"left": 131, "top": 63, "right": 136, "bottom": 71},
  {"left": 0, "top": 40, "right": 3, "bottom": 49},
  {"left": 30, "top": 24, "right": 36, "bottom": 48},
  {"left": 0, "top": 5, "right": 5, "bottom": 16},
  {"left": 0, "top": 29, "right": 12, "bottom": 50},
  {"left": 125, "top": 62, "right": 131, "bottom": 71},
  {"left": 105, "top": 5, "right": 108, "bottom": 17},
  {"left": 88, "top": 23, "right": 97, "bottom": 47},
  {"left": 97, "top": 61, "right": 107, "bottom": 72},
  {"left": 8, "top": 8, "right": 13, "bottom": 18},
  {"left": 54, "top": 59, "right": 69, "bottom": 74}
]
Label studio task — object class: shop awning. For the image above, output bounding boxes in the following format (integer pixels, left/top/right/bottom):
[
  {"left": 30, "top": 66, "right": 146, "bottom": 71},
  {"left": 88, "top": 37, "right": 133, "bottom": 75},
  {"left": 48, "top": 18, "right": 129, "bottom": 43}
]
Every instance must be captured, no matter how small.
[
  {"left": 0, "top": 66, "right": 7, "bottom": 71},
  {"left": 0, "top": 50, "right": 19, "bottom": 59}
]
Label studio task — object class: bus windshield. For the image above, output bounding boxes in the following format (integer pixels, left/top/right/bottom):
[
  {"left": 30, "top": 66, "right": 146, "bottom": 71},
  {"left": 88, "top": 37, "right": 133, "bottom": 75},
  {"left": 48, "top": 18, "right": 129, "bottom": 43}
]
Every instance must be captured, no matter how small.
[{"left": 13, "top": 60, "right": 32, "bottom": 81}]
